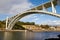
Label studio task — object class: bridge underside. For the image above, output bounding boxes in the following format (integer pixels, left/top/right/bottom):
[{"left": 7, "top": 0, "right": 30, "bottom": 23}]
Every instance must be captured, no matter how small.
[
  {"left": 5, "top": 0, "right": 60, "bottom": 30},
  {"left": 6, "top": 10, "right": 60, "bottom": 30}
]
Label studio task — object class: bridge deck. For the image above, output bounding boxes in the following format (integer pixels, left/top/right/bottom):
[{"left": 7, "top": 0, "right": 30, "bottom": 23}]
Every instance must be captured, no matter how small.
[{"left": 30, "top": 0, "right": 57, "bottom": 10}]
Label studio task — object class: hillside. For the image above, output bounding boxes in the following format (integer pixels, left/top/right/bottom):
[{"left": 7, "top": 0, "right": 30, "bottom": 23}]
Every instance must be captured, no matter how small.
[
  {"left": 0, "top": 21, "right": 5, "bottom": 28},
  {"left": 0, "top": 21, "right": 35, "bottom": 30}
]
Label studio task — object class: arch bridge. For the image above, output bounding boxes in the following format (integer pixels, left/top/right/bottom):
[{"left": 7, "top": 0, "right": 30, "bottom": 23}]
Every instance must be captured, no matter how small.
[{"left": 6, "top": 0, "right": 60, "bottom": 30}]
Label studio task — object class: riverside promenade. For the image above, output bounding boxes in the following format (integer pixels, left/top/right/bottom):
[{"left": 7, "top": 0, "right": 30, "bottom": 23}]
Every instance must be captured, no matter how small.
[
  {"left": 0, "top": 29, "right": 60, "bottom": 32},
  {"left": 0, "top": 28, "right": 26, "bottom": 32}
]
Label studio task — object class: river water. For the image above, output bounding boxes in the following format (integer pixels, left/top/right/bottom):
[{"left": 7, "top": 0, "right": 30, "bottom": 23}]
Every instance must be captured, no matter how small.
[{"left": 0, "top": 31, "right": 60, "bottom": 40}]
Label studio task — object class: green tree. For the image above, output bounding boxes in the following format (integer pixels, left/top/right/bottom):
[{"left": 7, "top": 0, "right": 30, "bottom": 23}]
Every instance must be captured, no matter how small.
[{"left": 40, "top": 25, "right": 49, "bottom": 29}]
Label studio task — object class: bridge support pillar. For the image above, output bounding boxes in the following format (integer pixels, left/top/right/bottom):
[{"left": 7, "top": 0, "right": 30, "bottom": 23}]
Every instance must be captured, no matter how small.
[
  {"left": 42, "top": 5, "right": 47, "bottom": 11},
  {"left": 6, "top": 17, "right": 8, "bottom": 30},
  {"left": 51, "top": 1, "right": 56, "bottom": 13}
]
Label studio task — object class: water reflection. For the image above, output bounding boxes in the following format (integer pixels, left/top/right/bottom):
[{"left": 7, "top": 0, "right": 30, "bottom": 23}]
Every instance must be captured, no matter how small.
[
  {"left": 4, "top": 32, "right": 12, "bottom": 40},
  {"left": 0, "top": 31, "right": 60, "bottom": 40},
  {"left": 25, "top": 31, "right": 35, "bottom": 40}
]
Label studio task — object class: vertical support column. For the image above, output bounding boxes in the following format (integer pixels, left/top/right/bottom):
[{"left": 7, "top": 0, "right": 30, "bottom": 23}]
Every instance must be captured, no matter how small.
[
  {"left": 6, "top": 17, "right": 8, "bottom": 30},
  {"left": 42, "top": 5, "right": 47, "bottom": 11},
  {"left": 51, "top": 1, "right": 56, "bottom": 13}
]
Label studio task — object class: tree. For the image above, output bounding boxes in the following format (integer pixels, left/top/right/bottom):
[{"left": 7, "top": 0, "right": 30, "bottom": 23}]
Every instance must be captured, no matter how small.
[{"left": 40, "top": 24, "right": 49, "bottom": 29}]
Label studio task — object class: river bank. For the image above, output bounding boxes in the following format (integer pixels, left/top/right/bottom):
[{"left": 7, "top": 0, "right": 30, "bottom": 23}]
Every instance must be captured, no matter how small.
[
  {"left": 0, "top": 29, "right": 60, "bottom": 32},
  {"left": 0, "top": 30, "right": 26, "bottom": 32}
]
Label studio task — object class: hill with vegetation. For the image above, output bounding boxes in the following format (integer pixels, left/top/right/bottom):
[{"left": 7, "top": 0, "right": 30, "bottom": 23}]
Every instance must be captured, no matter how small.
[
  {"left": 0, "top": 21, "right": 5, "bottom": 28},
  {"left": 0, "top": 21, "right": 35, "bottom": 30}
]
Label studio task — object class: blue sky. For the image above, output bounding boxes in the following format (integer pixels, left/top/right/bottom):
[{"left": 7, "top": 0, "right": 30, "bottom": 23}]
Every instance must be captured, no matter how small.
[{"left": 0, "top": 0, "right": 60, "bottom": 25}]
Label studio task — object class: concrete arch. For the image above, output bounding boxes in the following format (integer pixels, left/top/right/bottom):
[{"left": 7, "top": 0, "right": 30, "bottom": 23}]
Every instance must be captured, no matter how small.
[{"left": 7, "top": 10, "right": 60, "bottom": 30}]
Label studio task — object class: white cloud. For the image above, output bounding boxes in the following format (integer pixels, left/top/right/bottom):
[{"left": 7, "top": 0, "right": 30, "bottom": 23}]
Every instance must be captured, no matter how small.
[
  {"left": 32, "top": 16, "right": 38, "bottom": 18},
  {"left": 20, "top": 14, "right": 36, "bottom": 20},
  {"left": 0, "top": 0, "right": 12, "bottom": 13},
  {"left": 40, "top": 15, "right": 44, "bottom": 16},
  {"left": 31, "top": 18, "right": 40, "bottom": 22},
  {"left": 34, "top": 18, "right": 39, "bottom": 21},
  {"left": 40, "top": 20, "right": 60, "bottom": 25},
  {"left": 0, "top": 0, "right": 34, "bottom": 15},
  {"left": 10, "top": 2, "right": 33, "bottom": 14},
  {"left": 20, "top": 14, "right": 40, "bottom": 23}
]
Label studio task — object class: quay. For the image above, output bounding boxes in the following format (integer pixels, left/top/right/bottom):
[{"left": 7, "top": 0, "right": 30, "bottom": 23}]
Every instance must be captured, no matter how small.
[
  {"left": 0, "top": 30, "right": 26, "bottom": 32},
  {"left": 0, "top": 29, "right": 60, "bottom": 32}
]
